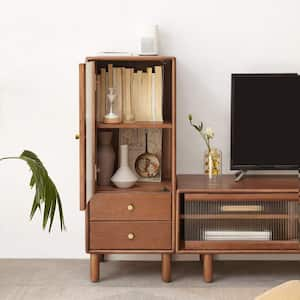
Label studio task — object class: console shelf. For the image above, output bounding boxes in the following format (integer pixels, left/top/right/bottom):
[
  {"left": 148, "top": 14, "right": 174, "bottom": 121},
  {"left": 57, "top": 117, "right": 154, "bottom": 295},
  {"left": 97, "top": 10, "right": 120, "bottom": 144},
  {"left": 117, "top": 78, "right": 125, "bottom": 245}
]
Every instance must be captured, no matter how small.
[
  {"left": 176, "top": 174, "right": 299, "bottom": 283},
  {"left": 96, "top": 121, "right": 172, "bottom": 129},
  {"left": 180, "top": 214, "right": 293, "bottom": 220},
  {"left": 96, "top": 181, "right": 172, "bottom": 193}
]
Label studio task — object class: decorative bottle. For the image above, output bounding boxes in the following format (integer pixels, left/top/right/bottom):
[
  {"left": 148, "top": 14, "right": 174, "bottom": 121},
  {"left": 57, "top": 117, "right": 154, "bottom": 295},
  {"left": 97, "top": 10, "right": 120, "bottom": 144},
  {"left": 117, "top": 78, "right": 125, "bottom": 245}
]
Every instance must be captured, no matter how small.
[{"left": 111, "top": 144, "right": 137, "bottom": 188}]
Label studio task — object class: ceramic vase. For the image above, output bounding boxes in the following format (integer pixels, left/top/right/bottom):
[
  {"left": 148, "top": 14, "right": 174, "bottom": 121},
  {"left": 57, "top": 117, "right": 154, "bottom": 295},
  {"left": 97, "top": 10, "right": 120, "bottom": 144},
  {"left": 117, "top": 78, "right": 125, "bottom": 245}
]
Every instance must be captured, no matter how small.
[
  {"left": 97, "top": 131, "right": 115, "bottom": 186},
  {"left": 111, "top": 144, "right": 137, "bottom": 188}
]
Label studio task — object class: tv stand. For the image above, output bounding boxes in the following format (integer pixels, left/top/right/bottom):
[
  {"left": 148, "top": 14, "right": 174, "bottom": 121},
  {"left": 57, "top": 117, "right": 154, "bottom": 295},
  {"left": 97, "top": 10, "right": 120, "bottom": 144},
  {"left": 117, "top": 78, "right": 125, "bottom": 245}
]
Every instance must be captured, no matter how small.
[
  {"left": 234, "top": 170, "right": 248, "bottom": 182},
  {"left": 176, "top": 174, "right": 299, "bottom": 283}
]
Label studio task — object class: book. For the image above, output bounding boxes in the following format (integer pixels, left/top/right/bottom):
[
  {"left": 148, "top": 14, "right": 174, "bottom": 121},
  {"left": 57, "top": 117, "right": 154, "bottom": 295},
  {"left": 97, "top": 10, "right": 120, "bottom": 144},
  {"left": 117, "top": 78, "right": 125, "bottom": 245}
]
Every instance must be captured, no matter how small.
[
  {"left": 113, "top": 67, "right": 123, "bottom": 121},
  {"left": 107, "top": 64, "right": 113, "bottom": 88},
  {"left": 122, "top": 68, "right": 134, "bottom": 122},
  {"left": 99, "top": 68, "right": 107, "bottom": 122},
  {"left": 96, "top": 74, "right": 101, "bottom": 122},
  {"left": 154, "top": 66, "right": 163, "bottom": 122}
]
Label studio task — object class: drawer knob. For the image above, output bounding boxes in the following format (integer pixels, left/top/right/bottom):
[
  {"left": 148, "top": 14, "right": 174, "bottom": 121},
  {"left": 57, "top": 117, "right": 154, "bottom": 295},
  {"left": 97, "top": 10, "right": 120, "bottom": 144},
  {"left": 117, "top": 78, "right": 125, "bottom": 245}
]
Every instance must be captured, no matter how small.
[
  {"left": 75, "top": 134, "right": 80, "bottom": 140},
  {"left": 127, "top": 204, "right": 135, "bottom": 211},
  {"left": 128, "top": 233, "right": 135, "bottom": 240}
]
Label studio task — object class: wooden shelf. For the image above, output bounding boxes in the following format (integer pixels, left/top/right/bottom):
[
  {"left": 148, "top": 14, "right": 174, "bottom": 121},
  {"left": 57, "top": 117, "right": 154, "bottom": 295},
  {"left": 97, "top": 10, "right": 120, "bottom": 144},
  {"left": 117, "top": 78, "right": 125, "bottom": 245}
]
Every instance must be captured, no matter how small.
[
  {"left": 86, "top": 56, "right": 175, "bottom": 62},
  {"left": 96, "top": 181, "right": 172, "bottom": 193},
  {"left": 181, "top": 240, "right": 299, "bottom": 251},
  {"left": 96, "top": 121, "right": 172, "bottom": 129},
  {"left": 180, "top": 214, "right": 294, "bottom": 220}
]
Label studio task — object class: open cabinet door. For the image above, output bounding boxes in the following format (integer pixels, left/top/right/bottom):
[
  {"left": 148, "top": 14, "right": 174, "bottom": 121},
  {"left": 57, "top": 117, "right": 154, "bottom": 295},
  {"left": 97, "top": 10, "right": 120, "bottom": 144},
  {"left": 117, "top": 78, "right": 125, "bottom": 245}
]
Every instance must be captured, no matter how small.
[{"left": 79, "top": 62, "right": 96, "bottom": 210}]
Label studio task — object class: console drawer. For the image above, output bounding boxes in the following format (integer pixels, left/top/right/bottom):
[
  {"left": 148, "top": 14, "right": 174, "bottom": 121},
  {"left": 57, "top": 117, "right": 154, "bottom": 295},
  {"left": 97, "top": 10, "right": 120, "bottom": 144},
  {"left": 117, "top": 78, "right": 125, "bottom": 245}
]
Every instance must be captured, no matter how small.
[
  {"left": 89, "top": 192, "right": 171, "bottom": 221},
  {"left": 89, "top": 221, "right": 171, "bottom": 250}
]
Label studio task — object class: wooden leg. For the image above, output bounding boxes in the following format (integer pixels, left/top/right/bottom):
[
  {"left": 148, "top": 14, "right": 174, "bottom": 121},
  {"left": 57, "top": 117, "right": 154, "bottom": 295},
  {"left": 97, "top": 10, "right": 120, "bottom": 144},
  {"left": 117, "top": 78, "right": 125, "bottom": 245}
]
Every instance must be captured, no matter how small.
[
  {"left": 161, "top": 253, "right": 171, "bottom": 282},
  {"left": 203, "top": 254, "right": 213, "bottom": 283},
  {"left": 90, "top": 254, "right": 100, "bottom": 282}
]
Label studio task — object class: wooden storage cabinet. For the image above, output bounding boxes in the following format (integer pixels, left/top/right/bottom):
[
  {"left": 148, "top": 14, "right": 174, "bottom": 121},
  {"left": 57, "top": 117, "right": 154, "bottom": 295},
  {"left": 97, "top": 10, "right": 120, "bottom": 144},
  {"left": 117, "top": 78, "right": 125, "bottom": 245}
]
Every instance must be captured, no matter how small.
[
  {"left": 79, "top": 56, "right": 176, "bottom": 283},
  {"left": 177, "top": 175, "right": 299, "bottom": 283}
]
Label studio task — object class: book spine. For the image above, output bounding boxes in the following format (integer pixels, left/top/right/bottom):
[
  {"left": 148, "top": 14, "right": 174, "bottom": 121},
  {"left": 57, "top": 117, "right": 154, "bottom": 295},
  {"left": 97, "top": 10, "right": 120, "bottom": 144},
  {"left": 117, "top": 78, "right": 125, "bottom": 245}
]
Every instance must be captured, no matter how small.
[
  {"left": 123, "top": 68, "right": 134, "bottom": 122},
  {"left": 154, "top": 66, "right": 163, "bottom": 122},
  {"left": 100, "top": 68, "right": 107, "bottom": 122},
  {"left": 96, "top": 74, "right": 101, "bottom": 122},
  {"left": 108, "top": 64, "right": 113, "bottom": 88},
  {"left": 113, "top": 67, "right": 123, "bottom": 121},
  {"left": 146, "top": 67, "right": 153, "bottom": 121}
]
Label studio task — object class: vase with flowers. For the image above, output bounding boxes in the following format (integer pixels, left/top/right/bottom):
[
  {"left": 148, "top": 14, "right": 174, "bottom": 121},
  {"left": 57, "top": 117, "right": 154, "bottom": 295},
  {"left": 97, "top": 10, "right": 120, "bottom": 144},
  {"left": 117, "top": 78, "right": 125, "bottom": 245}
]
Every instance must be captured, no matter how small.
[{"left": 188, "top": 114, "right": 222, "bottom": 179}]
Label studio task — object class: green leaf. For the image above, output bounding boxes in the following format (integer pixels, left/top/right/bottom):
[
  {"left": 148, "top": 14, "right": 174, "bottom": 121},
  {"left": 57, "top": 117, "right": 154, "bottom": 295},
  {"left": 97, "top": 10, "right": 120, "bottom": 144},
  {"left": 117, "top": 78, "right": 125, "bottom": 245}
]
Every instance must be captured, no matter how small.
[{"left": 0, "top": 150, "right": 66, "bottom": 232}]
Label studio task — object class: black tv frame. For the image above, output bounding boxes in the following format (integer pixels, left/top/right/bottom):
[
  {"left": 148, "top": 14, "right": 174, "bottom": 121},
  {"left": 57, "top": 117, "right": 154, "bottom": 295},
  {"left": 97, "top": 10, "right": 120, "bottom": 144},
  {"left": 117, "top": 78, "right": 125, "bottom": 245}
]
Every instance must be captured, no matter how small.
[{"left": 230, "top": 73, "right": 299, "bottom": 171}]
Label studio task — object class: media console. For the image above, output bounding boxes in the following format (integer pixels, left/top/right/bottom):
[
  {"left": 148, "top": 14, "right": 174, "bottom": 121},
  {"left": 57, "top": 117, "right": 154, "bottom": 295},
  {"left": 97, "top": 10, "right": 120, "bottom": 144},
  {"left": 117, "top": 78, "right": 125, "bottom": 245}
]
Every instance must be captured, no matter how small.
[{"left": 176, "top": 174, "right": 299, "bottom": 282}]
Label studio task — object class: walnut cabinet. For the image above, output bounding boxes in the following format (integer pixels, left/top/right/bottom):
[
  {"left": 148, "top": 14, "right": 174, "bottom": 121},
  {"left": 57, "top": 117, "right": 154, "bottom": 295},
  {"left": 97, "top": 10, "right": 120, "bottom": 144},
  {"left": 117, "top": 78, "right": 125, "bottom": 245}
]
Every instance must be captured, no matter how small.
[
  {"left": 78, "top": 56, "right": 176, "bottom": 282},
  {"left": 177, "top": 175, "right": 299, "bottom": 282}
]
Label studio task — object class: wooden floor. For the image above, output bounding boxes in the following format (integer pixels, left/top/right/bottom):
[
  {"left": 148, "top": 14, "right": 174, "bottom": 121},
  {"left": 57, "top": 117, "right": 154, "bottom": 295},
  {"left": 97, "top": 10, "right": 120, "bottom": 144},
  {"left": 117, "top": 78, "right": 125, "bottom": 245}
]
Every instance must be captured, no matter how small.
[{"left": 0, "top": 260, "right": 299, "bottom": 300}]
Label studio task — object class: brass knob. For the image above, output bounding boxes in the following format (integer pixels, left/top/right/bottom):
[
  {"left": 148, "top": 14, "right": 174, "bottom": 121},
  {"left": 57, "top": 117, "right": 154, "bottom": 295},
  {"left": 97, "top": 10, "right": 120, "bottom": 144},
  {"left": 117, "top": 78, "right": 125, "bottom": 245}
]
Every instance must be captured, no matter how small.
[
  {"left": 75, "top": 134, "right": 80, "bottom": 140},
  {"left": 128, "top": 233, "right": 135, "bottom": 240},
  {"left": 127, "top": 204, "right": 134, "bottom": 211}
]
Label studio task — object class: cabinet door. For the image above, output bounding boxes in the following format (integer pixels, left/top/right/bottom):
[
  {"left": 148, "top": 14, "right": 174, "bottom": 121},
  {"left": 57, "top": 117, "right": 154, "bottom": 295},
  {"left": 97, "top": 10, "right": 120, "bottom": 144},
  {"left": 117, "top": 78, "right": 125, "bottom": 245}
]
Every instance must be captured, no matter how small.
[{"left": 79, "top": 62, "right": 96, "bottom": 210}]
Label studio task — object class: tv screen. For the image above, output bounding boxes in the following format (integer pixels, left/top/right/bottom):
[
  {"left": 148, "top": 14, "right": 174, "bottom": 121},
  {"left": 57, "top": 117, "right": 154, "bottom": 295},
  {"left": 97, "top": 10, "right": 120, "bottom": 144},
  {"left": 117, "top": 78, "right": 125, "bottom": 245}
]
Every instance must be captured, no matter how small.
[{"left": 231, "top": 73, "right": 300, "bottom": 170}]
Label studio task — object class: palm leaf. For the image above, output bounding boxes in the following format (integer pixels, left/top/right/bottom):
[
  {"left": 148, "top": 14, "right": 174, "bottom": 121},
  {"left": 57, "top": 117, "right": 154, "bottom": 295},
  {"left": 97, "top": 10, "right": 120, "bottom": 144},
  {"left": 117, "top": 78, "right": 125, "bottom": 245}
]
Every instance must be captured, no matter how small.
[{"left": 0, "top": 150, "right": 65, "bottom": 232}]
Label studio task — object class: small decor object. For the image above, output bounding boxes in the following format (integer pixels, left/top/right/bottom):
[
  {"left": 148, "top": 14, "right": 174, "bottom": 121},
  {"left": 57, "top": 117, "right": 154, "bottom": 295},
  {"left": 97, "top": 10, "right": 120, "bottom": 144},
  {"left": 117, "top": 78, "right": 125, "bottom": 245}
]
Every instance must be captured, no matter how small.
[
  {"left": 204, "top": 148, "right": 222, "bottom": 178},
  {"left": 119, "top": 128, "right": 162, "bottom": 182},
  {"left": 135, "top": 130, "right": 160, "bottom": 179},
  {"left": 138, "top": 25, "right": 159, "bottom": 55},
  {"left": 111, "top": 144, "right": 137, "bottom": 188},
  {"left": 188, "top": 114, "right": 222, "bottom": 179},
  {"left": 103, "top": 87, "right": 121, "bottom": 124},
  {"left": 97, "top": 131, "right": 115, "bottom": 186}
]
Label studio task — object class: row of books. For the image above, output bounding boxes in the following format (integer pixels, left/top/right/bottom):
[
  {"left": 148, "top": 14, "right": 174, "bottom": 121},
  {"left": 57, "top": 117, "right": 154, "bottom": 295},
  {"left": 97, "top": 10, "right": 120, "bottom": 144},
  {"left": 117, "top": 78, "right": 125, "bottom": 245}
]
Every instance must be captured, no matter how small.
[{"left": 96, "top": 64, "right": 164, "bottom": 123}]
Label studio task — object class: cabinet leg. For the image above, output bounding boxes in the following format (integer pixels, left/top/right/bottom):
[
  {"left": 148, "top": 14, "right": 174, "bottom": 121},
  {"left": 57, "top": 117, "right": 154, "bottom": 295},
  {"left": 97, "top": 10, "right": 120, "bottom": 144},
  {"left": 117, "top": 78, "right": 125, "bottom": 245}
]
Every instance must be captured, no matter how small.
[
  {"left": 161, "top": 254, "right": 171, "bottom": 282},
  {"left": 90, "top": 254, "right": 100, "bottom": 282},
  {"left": 203, "top": 254, "right": 213, "bottom": 283}
]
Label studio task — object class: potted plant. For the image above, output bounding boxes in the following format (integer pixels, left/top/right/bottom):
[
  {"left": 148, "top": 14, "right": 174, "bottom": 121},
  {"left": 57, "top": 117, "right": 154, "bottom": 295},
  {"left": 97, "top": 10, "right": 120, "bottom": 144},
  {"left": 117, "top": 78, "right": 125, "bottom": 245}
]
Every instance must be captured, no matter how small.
[{"left": 188, "top": 114, "right": 222, "bottom": 179}]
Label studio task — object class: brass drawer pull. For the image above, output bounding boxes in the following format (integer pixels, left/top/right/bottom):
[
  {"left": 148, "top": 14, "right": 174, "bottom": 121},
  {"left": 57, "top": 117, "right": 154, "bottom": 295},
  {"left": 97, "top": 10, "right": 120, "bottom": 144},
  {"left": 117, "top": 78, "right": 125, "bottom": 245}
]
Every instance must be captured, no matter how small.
[
  {"left": 128, "top": 233, "right": 135, "bottom": 240},
  {"left": 75, "top": 134, "right": 80, "bottom": 140},
  {"left": 127, "top": 204, "right": 135, "bottom": 211}
]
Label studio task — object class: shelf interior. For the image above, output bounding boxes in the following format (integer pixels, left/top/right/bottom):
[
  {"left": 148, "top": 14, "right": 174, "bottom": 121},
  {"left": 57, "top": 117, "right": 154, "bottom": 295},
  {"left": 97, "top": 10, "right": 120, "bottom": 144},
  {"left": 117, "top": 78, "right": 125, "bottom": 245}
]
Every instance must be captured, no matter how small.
[
  {"left": 96, "top": 181, "right": 171, "bottom": 193},
  {"left": 96, "top": 121, "right": 172, "bottom": 129}
]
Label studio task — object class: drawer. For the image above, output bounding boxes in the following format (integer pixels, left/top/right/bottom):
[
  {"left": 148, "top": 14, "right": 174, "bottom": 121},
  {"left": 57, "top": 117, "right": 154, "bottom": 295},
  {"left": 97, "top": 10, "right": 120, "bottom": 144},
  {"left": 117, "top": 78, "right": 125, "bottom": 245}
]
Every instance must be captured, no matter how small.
[
  {"left": 89, "top": 192, "right": 171, "bottom": 221},
  {"left": 89, "top": 221, "right": 171, "bottom": 250}
]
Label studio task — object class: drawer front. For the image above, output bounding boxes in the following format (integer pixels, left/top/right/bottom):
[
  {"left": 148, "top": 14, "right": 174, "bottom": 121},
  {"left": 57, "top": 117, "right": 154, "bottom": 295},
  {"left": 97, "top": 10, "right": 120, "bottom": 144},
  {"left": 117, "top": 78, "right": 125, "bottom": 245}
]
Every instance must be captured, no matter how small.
[
  {"left": 89, "top": 221, "right": 171, "bottom": 250},
  {"left": 89, "top": 192, "right": 171, "bottom": 221}
]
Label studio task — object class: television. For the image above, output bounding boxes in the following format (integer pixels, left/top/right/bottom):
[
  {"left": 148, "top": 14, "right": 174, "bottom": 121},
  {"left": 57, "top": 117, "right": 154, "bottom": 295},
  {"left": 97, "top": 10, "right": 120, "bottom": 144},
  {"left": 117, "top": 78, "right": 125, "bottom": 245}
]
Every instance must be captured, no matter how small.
[{"left": 231, "top": 73, "right": 300, "bottom": 170}]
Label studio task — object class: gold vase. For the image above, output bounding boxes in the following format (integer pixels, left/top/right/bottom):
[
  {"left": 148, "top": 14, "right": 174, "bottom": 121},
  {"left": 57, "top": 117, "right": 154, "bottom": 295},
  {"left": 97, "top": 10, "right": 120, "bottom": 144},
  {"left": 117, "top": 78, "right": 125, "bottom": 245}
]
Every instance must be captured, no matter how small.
[{"left": 204, "top": 148, "right": 222, "bottom": 179}]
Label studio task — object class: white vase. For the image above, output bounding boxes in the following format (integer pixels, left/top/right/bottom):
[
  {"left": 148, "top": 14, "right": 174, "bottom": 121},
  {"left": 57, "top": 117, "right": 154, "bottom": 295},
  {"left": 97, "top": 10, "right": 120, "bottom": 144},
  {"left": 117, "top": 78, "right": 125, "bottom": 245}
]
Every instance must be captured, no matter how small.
[{"left": 111, "top": 144, "right": 137, "bottom": 188}]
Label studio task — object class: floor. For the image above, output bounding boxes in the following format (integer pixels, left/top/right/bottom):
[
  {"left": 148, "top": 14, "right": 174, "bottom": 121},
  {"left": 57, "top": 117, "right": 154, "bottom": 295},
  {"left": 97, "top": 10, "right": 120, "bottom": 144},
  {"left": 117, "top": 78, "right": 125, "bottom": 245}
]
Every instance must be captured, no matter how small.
[{"left": 0, "top": 260, "right": 299, "bottom": 300}]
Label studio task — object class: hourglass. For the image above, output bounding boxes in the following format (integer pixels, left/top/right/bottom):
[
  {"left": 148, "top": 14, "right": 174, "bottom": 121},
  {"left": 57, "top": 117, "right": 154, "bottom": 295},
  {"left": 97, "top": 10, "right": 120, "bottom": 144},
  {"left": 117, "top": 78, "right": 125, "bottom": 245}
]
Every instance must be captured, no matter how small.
[{"left": 103, "top": 88, "right": 121, "bottom": 124}]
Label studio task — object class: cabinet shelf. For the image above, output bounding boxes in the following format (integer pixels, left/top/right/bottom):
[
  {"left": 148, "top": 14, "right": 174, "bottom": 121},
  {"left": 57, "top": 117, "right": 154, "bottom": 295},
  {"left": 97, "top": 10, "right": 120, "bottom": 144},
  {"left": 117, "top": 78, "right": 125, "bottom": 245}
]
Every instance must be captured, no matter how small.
[
  {"left": 180, "top": 214, "right": 294, "bottom": 220},
  {"left": 96, "top": 181, "right": 172, "bottom": 194},
  {"left": 96, "top": 121, "right": 172, "bottom": 129}
]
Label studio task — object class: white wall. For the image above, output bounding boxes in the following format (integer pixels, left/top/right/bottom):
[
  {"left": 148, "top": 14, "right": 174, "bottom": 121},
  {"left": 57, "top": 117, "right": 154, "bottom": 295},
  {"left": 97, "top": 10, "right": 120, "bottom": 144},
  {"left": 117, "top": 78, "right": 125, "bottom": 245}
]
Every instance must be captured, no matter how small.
[{"left": 0, "top": 0, "right": 299, "bottom": 259}]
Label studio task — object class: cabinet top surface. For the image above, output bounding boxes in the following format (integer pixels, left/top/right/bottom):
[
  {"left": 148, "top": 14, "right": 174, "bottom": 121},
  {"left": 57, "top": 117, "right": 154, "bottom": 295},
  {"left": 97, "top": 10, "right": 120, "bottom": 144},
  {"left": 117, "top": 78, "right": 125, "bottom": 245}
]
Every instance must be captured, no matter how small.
[
  {"left": 177, "top": 174, "right": 298, "bottom": 193},
  {"left": 86, "top": 55, "right": 175, "bottom": 62}
]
